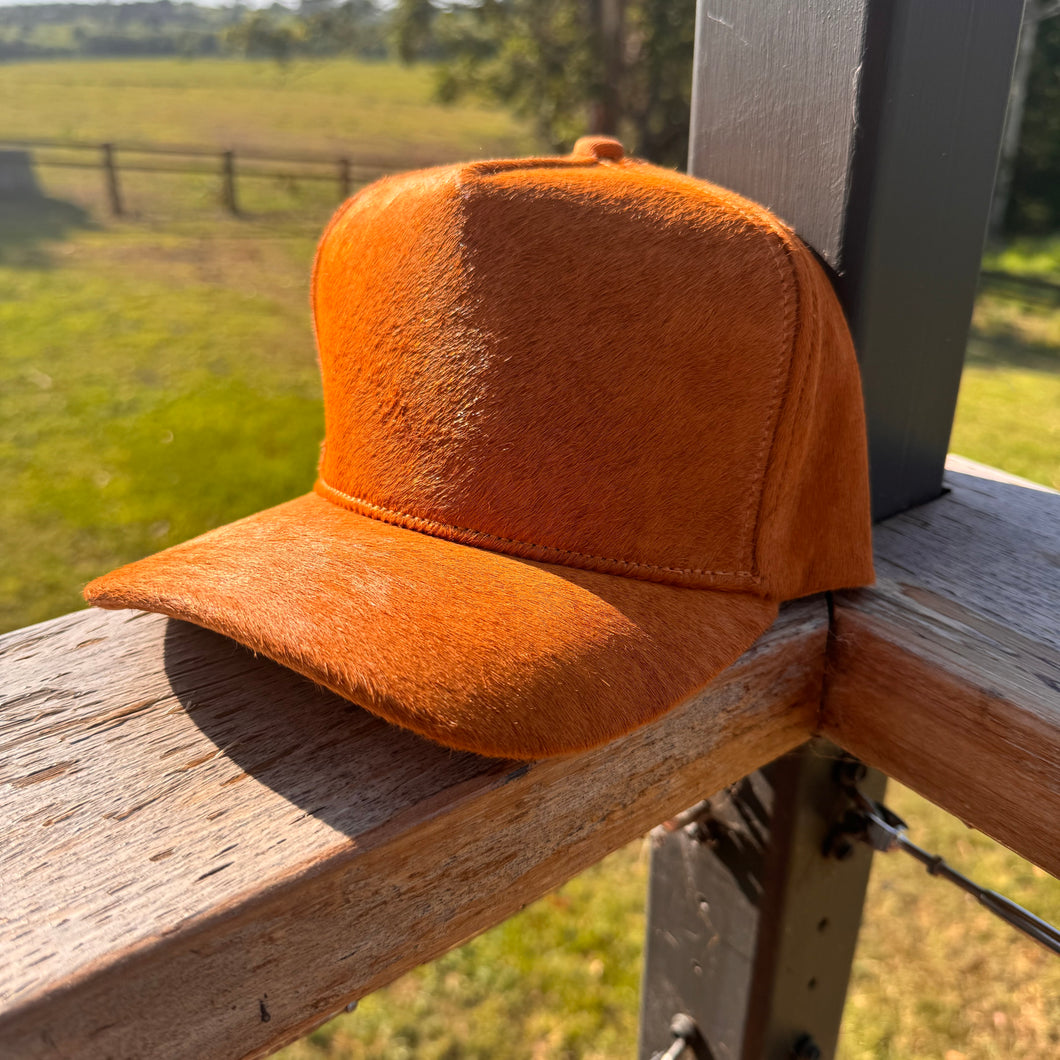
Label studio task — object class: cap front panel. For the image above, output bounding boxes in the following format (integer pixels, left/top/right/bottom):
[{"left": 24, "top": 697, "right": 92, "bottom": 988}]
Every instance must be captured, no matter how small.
[
  {"left": 313, "top": 161, "right": 797, "bottom": 590},
  {"left": 314, "top": 165, "right": 477, "bottom": 510}
]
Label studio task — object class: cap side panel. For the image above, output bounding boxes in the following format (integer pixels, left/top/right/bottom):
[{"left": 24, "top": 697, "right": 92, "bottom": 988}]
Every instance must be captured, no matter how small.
[
  {"left": 314, "top": 167, "right": 471, "bottom": 504},
  {"left": 310, "top": 163, "right": 464, "bottom": 349},
  {"left": 310, "top": 195, "right": 362, "bottom": 359}
]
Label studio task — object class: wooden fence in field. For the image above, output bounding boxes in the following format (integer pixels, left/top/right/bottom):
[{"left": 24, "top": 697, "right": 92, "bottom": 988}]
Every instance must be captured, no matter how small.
[{"left": 0, "top": 137, "right": 412, "bottom": 215}]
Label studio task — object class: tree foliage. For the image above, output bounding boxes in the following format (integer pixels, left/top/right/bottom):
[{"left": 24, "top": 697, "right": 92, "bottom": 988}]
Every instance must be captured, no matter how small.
[
  {"left": 393, "top": 0, "right": 696, "bottom": 168},
  {"left": 1006, "top": 13, "right": 1060, "bottom": 234},
  {"left": 223, "top": 11, "right": 302, "bottom": 65},
  {"left": 223, "top": 2, "right": 387, "bottom": 63},
  {"left": 0, "top": 2, "right": 387, "bottom": 64}
]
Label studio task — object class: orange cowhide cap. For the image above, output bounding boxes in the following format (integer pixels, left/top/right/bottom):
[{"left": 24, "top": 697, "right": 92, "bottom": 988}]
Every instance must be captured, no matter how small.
[{"left": 85, "top": 136, "right": 874, "bottom": 759}]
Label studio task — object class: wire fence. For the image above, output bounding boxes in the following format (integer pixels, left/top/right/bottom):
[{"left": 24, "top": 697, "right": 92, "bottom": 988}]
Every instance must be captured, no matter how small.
[{"left": 0, "top": 137, "right": 415, "bottom": 216}]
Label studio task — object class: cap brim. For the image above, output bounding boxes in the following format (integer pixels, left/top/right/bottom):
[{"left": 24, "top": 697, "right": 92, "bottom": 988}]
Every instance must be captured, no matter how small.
[{"left": 84, "top": 492, "right": 779, "bottom": 759}]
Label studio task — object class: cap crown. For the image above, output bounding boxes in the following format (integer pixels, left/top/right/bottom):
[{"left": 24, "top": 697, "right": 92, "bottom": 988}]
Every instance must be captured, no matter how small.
[{"left": 311, "top": 152, "right": 872, "bottom": 600}]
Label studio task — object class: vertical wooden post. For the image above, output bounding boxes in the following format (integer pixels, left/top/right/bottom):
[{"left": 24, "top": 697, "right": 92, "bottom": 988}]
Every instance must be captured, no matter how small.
[
  {"left": 638, "top": 745, "right": 885, "bottom": 1060},
  {"left": 338, "top": 157, "right": 351, "bottom": 201},
  {"left": 221, "top": 150, "right": 238, "bottom": 215},
  {"left": 101, "top": 142, "right": 122, "bottom": 217},
  {"left": 688, "top": 0, "right": 1024, "bottom": 521},
  {"left": 640, "top": 2, "right": 1025, "bottom": 1057}
]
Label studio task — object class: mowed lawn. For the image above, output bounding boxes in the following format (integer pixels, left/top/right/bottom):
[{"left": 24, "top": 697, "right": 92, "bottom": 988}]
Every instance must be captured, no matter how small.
[{"left": 3, "top": 58, "right": 1058, "bottom": 1060}]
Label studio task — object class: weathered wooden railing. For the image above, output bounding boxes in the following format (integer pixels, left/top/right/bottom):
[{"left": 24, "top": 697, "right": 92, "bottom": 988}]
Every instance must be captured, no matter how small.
[{"left": 2, "top": 457, "right": 1056, "bottom": 1059}]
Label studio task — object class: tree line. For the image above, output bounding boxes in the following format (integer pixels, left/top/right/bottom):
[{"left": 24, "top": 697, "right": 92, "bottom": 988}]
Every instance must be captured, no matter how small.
[
  {"left": 0, "top": 2, "right": 391, "bottom": 62},
  {"left": 2, "top": 0, "right": 1058, "bottom": 234}
]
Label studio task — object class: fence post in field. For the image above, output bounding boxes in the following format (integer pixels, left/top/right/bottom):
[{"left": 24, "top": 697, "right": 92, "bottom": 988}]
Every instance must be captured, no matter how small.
[
  {"left": 338, "top": 157, "right": 351, "bottom": 200},
  {"left": 221, "top": 150, "right": 238, "bottom": 215},
  {"left": 638, "top": 2, "right": 1025, "bottom": 1058},
  {"left": 101, "top": 142, "right": 122, "bottom": 217}
]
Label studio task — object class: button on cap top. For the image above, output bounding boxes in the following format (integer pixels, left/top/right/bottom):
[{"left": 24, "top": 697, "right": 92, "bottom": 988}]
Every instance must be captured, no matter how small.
[{"left": 571, "top": 136, "right": 625, "bottom": 162}]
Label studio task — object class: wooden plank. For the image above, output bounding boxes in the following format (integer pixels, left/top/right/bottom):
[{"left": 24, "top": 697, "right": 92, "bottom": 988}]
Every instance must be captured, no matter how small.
[
  {"left": 823, "top": 456, "right": 1060, "bottom": 876},
  {"left": 689, "top": 0, "right": 1023, "bottom": 518},
  {"left": 0, "top": 599, "right": 826, "bottom": 1060}
]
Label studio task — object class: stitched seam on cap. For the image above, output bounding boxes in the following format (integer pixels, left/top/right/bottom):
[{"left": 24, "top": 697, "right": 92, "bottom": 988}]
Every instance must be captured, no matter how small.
[
  {"left": 745, "top": 234, "right": 809, "bottom": 581},
  {"left": 730, "top": 218, "right": 799, "bottom": 564},
  {"left": 315, "top": 477, "right": 761, "bottom": 584},
  {"left": 466, "top": 157, "right": 603, "bottom": 177}
]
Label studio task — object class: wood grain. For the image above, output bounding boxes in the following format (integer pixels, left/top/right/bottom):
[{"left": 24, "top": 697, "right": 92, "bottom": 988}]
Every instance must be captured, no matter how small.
[
  {"left": 823, "top": 456, "right": 1060, "bottom": 874},
  {"left": 0, "top": 599, "right": 826, "bottom": 1059}
]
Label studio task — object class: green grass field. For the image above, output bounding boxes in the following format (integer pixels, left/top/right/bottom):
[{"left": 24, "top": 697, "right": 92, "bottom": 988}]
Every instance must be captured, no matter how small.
[
  {"left": 2, "top": 57, "right": 1058, "bottom": 1060},
  {"left": 0, "top": 57, "right": 539, "bottom": 161}
]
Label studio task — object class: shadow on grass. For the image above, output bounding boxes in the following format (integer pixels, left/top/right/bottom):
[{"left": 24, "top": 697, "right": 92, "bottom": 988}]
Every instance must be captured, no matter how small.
[
  {"left": 0, "top": 194, "right": 95, "bottom": 267},
  {"left": 966, "top": 278, "right": 1060, "bottom": 375},
  {"left": 966, "top": 323, "right": 1060, "bottom": 374}
]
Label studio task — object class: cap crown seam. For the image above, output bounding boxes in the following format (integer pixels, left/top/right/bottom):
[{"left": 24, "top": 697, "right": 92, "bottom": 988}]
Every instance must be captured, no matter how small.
[
  {"left": 314, "top": 476, "right": 761, "bottom": 584},
  {"left": 709, "top": 200, "right": 799, "bottom": 574},
  {"left": 740, "top": 227, "right": 801, "bottom": 582}
]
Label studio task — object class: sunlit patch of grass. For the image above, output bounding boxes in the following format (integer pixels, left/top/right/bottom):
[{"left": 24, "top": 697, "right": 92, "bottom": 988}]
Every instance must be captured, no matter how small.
[
  {"left": 0, "top": 223, "right": 322, "bottom": 631},
  {"left": 983, "top": 234, "right": 1060, "bottom": 282},
  {"left": 967, "top": 289, "right": 1060, "bottom": 369},
  {"left": 950, "top": 366, "right": 1060, "bottom": 489},
  {"left": 953, "top": 285, "right": 1060, "bottom": 489}
]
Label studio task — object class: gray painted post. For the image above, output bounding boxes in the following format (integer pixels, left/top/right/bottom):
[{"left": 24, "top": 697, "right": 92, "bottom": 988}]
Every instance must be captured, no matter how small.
[
  {"left": 687, "top": 0, "right": 1024, "bottom": 520},
  {"left": 638, "top": 745, "right": 885, "bottom": 1060},
  {"left": 639, "top": 2, "right": 1025, "bottom": 1057}
]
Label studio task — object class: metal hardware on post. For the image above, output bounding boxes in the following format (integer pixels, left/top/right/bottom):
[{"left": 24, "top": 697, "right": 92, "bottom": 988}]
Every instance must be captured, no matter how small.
[
  {"left": 827, "top": 769, "right": 1060, "bottom": 957},
  {"left": 638, "top": 741, "right": 886, "bottom": 1060},
  {"left": 101, "top": 142, "right": 122, "bottom": 217},
  {"left": 651, "top": 1013, "right": 700, "bottom": 1060},
  {"left": 221, "top": 150, "right": 238, "bottom": 215},
  {"left": 790, "top": 1033, "right": 823, "bottom": 1059}
]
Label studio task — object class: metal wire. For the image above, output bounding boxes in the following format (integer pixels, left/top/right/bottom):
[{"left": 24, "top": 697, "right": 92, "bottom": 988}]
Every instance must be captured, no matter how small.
[
  {"left": 893, "top": 832, "right": 1060, "bottom": 955},
  {"left": 842, "top": 784, "right": 1060, "bottom": 956}
]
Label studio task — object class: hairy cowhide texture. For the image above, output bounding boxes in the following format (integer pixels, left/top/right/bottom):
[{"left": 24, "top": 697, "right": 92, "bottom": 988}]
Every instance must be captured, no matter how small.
[{"left": 86, "top": 144, "right": 873, "bottom": 760}]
